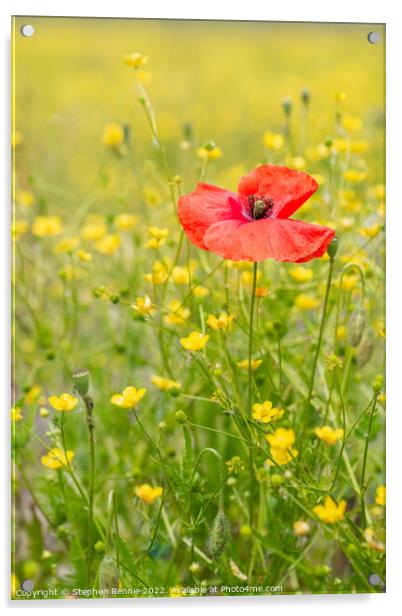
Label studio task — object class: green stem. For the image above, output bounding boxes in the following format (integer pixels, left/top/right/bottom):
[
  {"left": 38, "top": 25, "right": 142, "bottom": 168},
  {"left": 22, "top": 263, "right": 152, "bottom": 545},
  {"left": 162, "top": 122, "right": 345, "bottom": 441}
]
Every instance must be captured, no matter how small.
[
  {"left": 83, "top": 394, "right": 96, "bottom": 587},
  {"left": 360, "top": 394, "right": 378, "bottom": 528},
  {"left": 306, "top": 256, "right": 335, "bottom": 415}
]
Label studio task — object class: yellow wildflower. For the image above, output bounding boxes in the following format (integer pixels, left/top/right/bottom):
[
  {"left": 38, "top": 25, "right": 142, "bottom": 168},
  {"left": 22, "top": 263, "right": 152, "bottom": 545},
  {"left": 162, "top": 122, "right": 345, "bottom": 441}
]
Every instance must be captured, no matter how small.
[
  {"left": 171, "top": 265, "right": 192, "bottom": 285},
  {"left": 135, "top": 484, "right": 163, "bottom": 504},
  {"left": 180, "top": 331, "right": 209, "bottom": 352},
  {"left": 370, "top": 184, "right": 385, "bottom": 200},
  {"left": 315, "top": 425, "right": 344, "bottom": 445},
  {"left": 350, "top": 140, "right": 369, "bottom": 154},
  {"left": 110, "top": 386, "right": 147, "bottom": 409},
  {"left": 164, "top": 300, "right": 190, "bottom": 325},
  {"left": 313, "top": 496, "right": 346, "bottom": 524},
  {"left": 11, "top": 407, "right": 23, "bottom": 422},
  {"left": 95, "top": 234, "right": 121, "bottom": 255},
  {"left": 12, "top": 220, "right": 29, "bottom": 238},
  {"left": 289, "top": 267, "right": 313, "bottom": 283},
  {"left": 263, "top": 131, "right": 284, "bottom": 150},
  {"left": 151, "top": 375, "right": 181, "bottom": 391},
  {"left": 32, "top": 216, "right": 63, "bottom": 237},
  {"left": 268, "top": 447, "right": 298, "bottom": 466},
  {"left": 206, "top": 312, "right": 235, "bottom": 331},
  {"left": 114, "top": 213, "right": 138, "bottom": 231},
  {"left": 76, "top": 249, "right": 92, "bottom": 262},
  {"left": 236, "top": 358, "right": 262, "bottom": 371},
  {"left": 341, "top": 114, "right": 363, "bottom": 133},
  {"left": 81, "top": 222, "right": 107, "bottom": 242},
  {"left": 333, "top": 92, "right": 347, "bottom": 103},
  {"left": 375, "top": 485, "right": 386, "bottom": 507},
  {"left": 192, "top": 285, "right": 209, "bottom": 298},
  {"left": 197, "top": 145, "right": 223, "bottom": 160},
  {"left": 343, "top": 170, "right": 367, "bottom": 184},
  {"left": 15, "top": 189, "right": 35, "bottom": 207},
  {"left": 266, "top": 427, "right": 296, "bottom": 451},
  {"left": 148, "top": 226, "right": 169, "bottom": 241},
  {"left": 53, "top": 237, "right": 80, "bottom": 254},
  {"left": 101, "top": 123, "right": 124, "bottom": 147},
  {"left": 290, "top": 156, "right": 307, "bottom": 171},
  {"left": 255, "top": 286, "right": 270, "bottom": 298},
  {"left": 324, "top": 353, "right": 343, "bottom": 371},
  {"left": 242, "top": 270, "right": 261, "bottom": 285},
  {"left": 336, "top": 325, "right": 347, "bottom": 340},
  {"left": 360, "top": 222, "right": 382, "bottom": 239},
  {"left": 48, "top": 393, "right": 78, "bottom": 412},
  {"left": 39, "top": 407, "right": 49, "bottom": 417},
  {"left": 41, "top": 447, "right": 74, "bottom": 470},
  {"left": 24, "top": 385, "right": 42, "bottom": 404},
  {"left": 294, "top": 294, "right": 319, "bottom": 310},
  {"left": 123, "top": 52, "right": 148, "bottom": 69},
  {"left": 252, "top": 401, "right": 283, "bottom": 424},
  {"left": 143, "top": 261, "right": 168, "bottom": 285},
  {"left": 293, "top": 520, "right": 311, "bottom": 537},
  {"left": 132, "top": 295, "right": 154, "bottom": 316}
]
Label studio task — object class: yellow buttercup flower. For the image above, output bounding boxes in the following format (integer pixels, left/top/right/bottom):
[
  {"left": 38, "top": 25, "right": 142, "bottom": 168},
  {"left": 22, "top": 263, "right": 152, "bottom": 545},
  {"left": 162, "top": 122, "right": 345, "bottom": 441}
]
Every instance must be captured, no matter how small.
[
  {"left": 206, "top": 312, "right": 235, "bottom": 331},
  {"left": 324, "top": 353, "right": 343, "bottom": 371},
  {"left": 110, "top": 386, "right": 147, "bottom": 409},
  {"left": 341, "top": 114, "right": 363, "bottom": 133},
  {"left": 197, "top": 145, "right": 223, "bottom": 160},
  {"left": 24, "top": 385, "right": 42, "bottom": 404},
  {"left": 11, "top": 407, "right": 23, "bottom": 422},
  {"left": 148, "top": 226, "right": 169, "bottom": 241},
  {"left": 289, "top": 267, "right": 313, "bottom": 283},
  {"left": 336, "top": 325, "right": 347, "bottom": 341},
  {"left": 41, "top": 447, "right": 74, "bottom": 470},
  {"left": 171, "top": 265, "right": 193, "bottom": 285},
  {"left": 263, "top": 131, "right": 284, "bottom": 150},
  {"left": 53, "top": 237, "right": 80, "bottom": 254},
  {"left": 255, "top": 286, "right": 270, "bottom": 298},
  {"left": 370, "top": 184, "right": 385, "bottom": 201},
  {"left": 123, "top": 52, "right": 148, "bottom": 69},
  {"left": 242, "top": 270, "right": 261, "bottom": 285},
  {"left": 294, "top": 294, "right": 319, "bottom": 310},
  {"left": 48, "top": 393, "right": 78, "bottom": 412},
  {"left": 375, "top": 485, "right": 386, "bottom": 507},
  {"left": 192, "top": 285, "right": 209, "bottom": 298},
  {"left": 266, "top": 428, "right": 296, "bottom": 451},
  {"left": 76, "top": 249, "right": 92, "bottom": 262},
  {"left": 236, "top": 358, "right": 262, "bottom": 371},
  {"left": 114, "top": 213, "right": 138, "bottom": 231},
  {"left": 81, "top": 222, "right": 108, "bottom": 242},
  {"left": 360, "top": 222, "right": 382, "bottom": 239},
  {"left": 132, "top": 295, "right": 154, "bottom": 316},
  {"left": 268, "top": 447, "right": 298, "bottom": 466},
  {"left": 101, "top": 123, "right": 124, "bottom": 147},
  {"left": 343, "top": 169, "right": 367, "bottom": 184},
  {"left": 252, "top": 401, "right": 283, "bottom": 424},
  {"left": 151, "top": 375, "right": 181, "bottom": 391},
  {"left": 350, "top": 140, "right": 369, "bottom": 154},
  {"left": 315, "top": 425, "right": 344, "bottom": 445},
  {"left": 143, "top": 261, "right": 169, "bottom": 285},
  {"left": 15, "top": 189, "right": 35, "bottom": 207},
  {"left": 32, "top": 216, "right": 63, "bottom": 237},
  {"left": 313, "top": 496, "right": 346, "bottom": 524},
  {"left": 135, "top": 483, "right": 163, "bottom": 504},
  {"left": 145, "top": 237, "right": 165, "bottom": 250},
  {"left": 180, "top": 331, "right": 209, "bottom": 352},
  {"left": 164, "top": 300, "right": 190, "bottom": 326},
  {"left": 12, "top": 220, "right": 29, "bottom": 238},
  {"left": 95, "top": 234, "right": 121, "bottom": 255}
]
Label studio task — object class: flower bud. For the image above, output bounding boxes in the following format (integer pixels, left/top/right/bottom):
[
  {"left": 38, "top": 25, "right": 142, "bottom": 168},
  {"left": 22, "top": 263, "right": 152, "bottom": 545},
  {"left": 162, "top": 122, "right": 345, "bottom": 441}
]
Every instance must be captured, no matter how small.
[
  {"left": 372, "top": 374, "right": 384, "bottom": 394},
  {"left": 94, "top": 540, "right": 105, "bottom": 555},
  {"left": 282, "top": 97, "right": 293, "bottom": 117},
  {"left": 175, "top": 410, "right": 187, "bottom": 424},
  {"left": 301, "top": 88, "right": 310, "bottom": 105},
  {"left": 348, "top": 305, "right": 366, "bottom": 347},
  {"left": 208, "top": 510, "right": 231, "bottom": 560},
  {"left": 327, "top": 236, "right": 339, "bottom": 259},
  {"left": 72, "top": 369, "right": 90, "bottom": 396}
]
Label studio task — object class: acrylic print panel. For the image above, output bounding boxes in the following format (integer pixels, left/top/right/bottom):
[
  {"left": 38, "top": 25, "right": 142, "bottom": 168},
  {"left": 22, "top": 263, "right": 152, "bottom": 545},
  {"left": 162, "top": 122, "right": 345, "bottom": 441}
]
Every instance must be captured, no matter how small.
[{"left": 12, "top": 17, "right": 385, "bottom": 600}]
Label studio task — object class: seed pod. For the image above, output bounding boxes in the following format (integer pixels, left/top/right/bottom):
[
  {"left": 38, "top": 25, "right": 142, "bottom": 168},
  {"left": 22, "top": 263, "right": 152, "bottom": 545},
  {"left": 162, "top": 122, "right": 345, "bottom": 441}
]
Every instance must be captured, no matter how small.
[
  {"left": 356, "top": 333, "right": 374, "bottom": 366},
  {"left": 72, "top": 368, "right": 90, "bottom": 396},
  {"left": 208, "top": 510, "right": 231, "bottom": 560},
  {"left": 348, "top": 304, "right": 366, "bottom": 347},
  {"left": 97, "top": 555, "right": 119, "bottom": 593}
]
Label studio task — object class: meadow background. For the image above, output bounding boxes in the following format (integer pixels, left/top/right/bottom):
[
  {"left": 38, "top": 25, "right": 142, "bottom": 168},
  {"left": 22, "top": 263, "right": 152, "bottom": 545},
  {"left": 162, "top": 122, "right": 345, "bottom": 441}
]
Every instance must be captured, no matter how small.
[{"left": 12, "top": 18, "right": 385, "bottom": 598}]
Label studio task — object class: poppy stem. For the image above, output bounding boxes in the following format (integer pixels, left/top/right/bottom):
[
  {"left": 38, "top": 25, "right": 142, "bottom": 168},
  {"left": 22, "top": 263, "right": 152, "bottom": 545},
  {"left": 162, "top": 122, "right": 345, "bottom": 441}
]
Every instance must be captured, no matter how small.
[
  {"left": 247, "top": 262, "right": 258, "bottom": 535},
  {"left": 305, "top": 255, "right": 335, "bottom": 423}
]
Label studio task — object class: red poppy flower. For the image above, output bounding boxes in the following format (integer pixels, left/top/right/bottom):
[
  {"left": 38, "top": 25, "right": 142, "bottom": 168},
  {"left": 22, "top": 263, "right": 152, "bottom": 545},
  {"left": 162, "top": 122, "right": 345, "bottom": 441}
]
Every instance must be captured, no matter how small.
[{"left": 178, "top": 165, "right": 335, "bottom": 262}]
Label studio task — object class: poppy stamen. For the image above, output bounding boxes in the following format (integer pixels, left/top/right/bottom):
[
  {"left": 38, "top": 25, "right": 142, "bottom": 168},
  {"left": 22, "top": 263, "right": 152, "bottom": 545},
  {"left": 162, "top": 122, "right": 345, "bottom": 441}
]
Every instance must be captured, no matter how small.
[{"left": 247, "top": 195, "right": 275, "bottom": 220}]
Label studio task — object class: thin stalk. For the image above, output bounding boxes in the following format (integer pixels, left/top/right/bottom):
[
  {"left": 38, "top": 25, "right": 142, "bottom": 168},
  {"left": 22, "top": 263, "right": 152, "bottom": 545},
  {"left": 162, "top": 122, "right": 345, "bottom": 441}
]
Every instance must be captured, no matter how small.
[{"left": 360, "top": 394, "right": 378, "bottom": 527}]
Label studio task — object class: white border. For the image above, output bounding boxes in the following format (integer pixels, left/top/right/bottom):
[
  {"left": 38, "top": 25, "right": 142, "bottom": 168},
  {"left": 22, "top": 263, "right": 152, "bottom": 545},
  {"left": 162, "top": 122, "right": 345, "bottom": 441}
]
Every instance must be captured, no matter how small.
[{"left": 1, "top": 1, "right": 401, "bottom": 613}]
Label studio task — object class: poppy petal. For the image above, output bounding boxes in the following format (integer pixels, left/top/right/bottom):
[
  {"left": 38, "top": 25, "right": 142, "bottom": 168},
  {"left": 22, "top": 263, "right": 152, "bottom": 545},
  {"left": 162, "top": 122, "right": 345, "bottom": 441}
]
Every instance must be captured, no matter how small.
[
  {"left": 178, "top": 183, "right": 242, "bottom": 249},
  {"left": 238, "top": 165, "right": 318, "bottom": 219},
  {"left": 203, "top": 217, "right": 335, "bottom": 263}
]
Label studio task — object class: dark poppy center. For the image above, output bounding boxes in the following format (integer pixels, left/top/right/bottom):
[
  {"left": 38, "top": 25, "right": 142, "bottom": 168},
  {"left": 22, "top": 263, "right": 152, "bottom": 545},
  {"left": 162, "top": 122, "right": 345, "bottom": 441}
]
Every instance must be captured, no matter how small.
[{"left": 247, "top": 195, "right": 275, "bottom": 220}]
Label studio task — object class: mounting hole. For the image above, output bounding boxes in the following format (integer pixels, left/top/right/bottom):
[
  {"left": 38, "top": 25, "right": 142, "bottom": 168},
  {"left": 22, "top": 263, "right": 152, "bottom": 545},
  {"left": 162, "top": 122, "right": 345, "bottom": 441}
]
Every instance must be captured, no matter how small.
[
  {"left": 367, "top": 31, "right": 380, "bottom": 44},
  {"left": 20, "top": 24, "right": 35, "bottom": 37}
]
